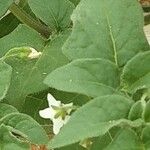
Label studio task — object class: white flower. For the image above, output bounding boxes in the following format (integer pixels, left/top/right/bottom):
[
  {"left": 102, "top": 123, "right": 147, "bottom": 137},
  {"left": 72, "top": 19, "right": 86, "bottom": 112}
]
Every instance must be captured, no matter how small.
[
  {"left": 39, "top": 93, "right": 73, "bottom": 135},
  {"left": 28, "top": 48, "right": 42, "bottom": 59}
]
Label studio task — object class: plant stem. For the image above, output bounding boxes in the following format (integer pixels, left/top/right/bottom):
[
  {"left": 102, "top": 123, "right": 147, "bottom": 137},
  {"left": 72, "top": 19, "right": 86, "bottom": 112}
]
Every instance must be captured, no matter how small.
[
  {"left": 144, "top": 13, "right": 150, "bottom": 25},
  {"left": 9, "top": 3, "right": 51, "bottom": 38}
]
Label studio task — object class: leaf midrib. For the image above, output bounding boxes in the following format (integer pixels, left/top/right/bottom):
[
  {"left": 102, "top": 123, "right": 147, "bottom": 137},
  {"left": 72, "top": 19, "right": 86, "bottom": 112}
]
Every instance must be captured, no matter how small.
[{"left": 105, "top": 10, "right": 118, "bottom": 67}]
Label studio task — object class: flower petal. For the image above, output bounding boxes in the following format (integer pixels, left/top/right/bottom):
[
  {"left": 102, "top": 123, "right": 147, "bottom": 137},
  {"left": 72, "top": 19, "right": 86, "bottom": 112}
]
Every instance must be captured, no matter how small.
[
  {"left": 39, "top": 108, "right": 55, "bottom": 119},
  {"left": 52, "top": 117, "right": 65, "bottom": 135},
  {"left": 47, "top": 93, "right": 61, "bottom": 107},
  {"left": 63, "top": 115, "right": 70, "bottom": 124}
]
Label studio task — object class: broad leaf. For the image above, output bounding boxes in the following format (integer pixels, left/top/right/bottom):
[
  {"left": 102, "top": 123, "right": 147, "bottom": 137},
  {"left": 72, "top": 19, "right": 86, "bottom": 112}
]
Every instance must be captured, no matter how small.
[
  {"left": 0, "top": 25, "right": 69, "bottom": 109},
  {"left": 48, "top": 95, "right": 136, "bottom": 149},
  {"left": 0, "top": 124, "right": 29, "bottom": 150},
  {"left": 44, "top": 58, "right": 119, "bottom": 97},
  {"left": 28, "top": 0, "right": 75, "bottom": 31},
  {"left": 0, "top": 113, "right": 49, "bottom": 145},
  {"left": 0, "top": 61, "right": 12, "bottom": 101},
  {"left": 121, "top": 51, "right": 150, "bottom": 94},
  {"left": 63, "top": 0, "right": 149, "bottom": 67},
  {"left": 105, "top": 129, "right": 143, "bottom": 150}
]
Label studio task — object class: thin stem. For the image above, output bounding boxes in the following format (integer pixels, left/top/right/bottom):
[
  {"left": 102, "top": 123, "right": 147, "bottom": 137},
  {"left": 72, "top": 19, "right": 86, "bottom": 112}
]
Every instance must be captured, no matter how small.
[{"left": 9, "top": 3, "right": 51, "bottom": 38}]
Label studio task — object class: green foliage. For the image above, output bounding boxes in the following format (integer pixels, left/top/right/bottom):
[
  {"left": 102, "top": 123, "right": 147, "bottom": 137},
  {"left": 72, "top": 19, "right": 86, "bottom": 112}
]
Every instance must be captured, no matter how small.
[
  {"left": 0, "top": 0, "right": 13, "bottom": 17},
  {"left": 104, "top": 129, "right": 143, "bottom": 150},
  {"left": 28, "top": 0, "right": 75, "bottom": 31},
  {"left": 128, "top": 101, "right": 143, "bottom": 121},
  {"left": 121, "top": 51, "right": 150, "bottom": 94},
  {"left": 0, "top": 125, "right": 29, "bottom": 150},
  {"left": 48, "top": 95, "right": 141, "bottom": 148},
  {"left": 45, "top": 59, "right": 120, "bottom": 97},
  {"left": 0, "top": 25, "right": 69, "bottom": 109},
  {"left": 0, "top": 103, "right": 49, "bottom": 148},
  {"left": 69, "top": 0, "right": 80, "bottom": 6},
  {"left": 0, "top": 0, "right": 150, "bottom": 149},
  {"left": 0, "top": 13, "right": 20, "bottom": 38},
  {"left": 142, "top": 125, "right": 150, "bottom": 149},
  {"left": 63, "top": 0, "right": 149, "bottom": 67},
  {"left": 0, "top": 61, "right": 12, "bottom": 101}
]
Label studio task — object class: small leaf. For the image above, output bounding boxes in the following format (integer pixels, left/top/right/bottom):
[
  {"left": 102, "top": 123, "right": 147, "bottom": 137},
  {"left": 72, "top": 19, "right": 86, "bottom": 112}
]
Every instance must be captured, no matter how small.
[
  {"left": 0, "top": 61, "right": 12, "bottom": 101},
  {"left": 121, "top": 51, "right": 150, "bottom": 94},
  {"left": 4, "top": 47, "right": 31, "bottom": 59},
  {"left": 128, "top": 101, "right": 143, "bottom": 121},
  {"left": 0, "top": 103, "right": 18, "bottom": 119},
  {"left": 28, "top": 0, "right": 75, "bottom": 31},
  {"left": 44, "top": 58, "right": 119, "bottom": 97},
  {"left": 0, "top": 124, "right": 29, "bottom": 150},
  {"left": 105, "top": 128, "right": 143, "bottom": 150},
  {"left": 0, "top": 113, "right": 49, "bottom": 145},
  {"left": 48, "top": 95, "right": 136, "bottom": 149}
]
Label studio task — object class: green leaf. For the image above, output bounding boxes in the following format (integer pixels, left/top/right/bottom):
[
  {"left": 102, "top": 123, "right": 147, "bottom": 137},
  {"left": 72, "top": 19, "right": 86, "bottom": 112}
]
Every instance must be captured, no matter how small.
[
  {"left": 0, "top": 13, "right": 19, "bottom": 38},
  {"left": 0, "top": 24, "right": 45, "bottom": 58},
  {"left": 144, "top": 100, "right": 150, "bottom": 122},
  {"left": 0, "top": 61, "right": 12, "bottom": 101},
  {"left": 22, "top": 88, "right": 89, "bottom": 125},
  {"left": 121, "top": 51, "right": 150, "bottom": 94},
  {"left": 91, "top": 131, "right": 116, "bottom": 150},
  {"left": 22, "top": 90, "right": 51, "bottom": 125},
  {"left": 0, "top": 113, "right": 49, "bottom": 145},
  {"left": 63, "top": 0, "right": 149, "bottom": 67},
  {"left": 0, "top": 103, "right": 18, "bottom": 119},
  {"left": 0, "top": 25, "right": 69, "bottom": 109},
  {"left": 0, "top": 103, "right": 48, "bottom": 145},
  {"left": 28, "top": 0, "right": 75, "bottom": 31},
  {"left": 0, "top": 0, "right": 13, "bottom": 17},
  {"left": 57, "top": 143, "right": 86, "bottom": 150},
  {"left": 142, "top": 125, "right": 150, "bottom": 149},
  {"left": 44, "top": 58, "right": 119, "bottom": 97},
  {"left": 69, "top": 0, "right": 80, "bottom": 6},
  {"left": 48, "top": 95, "right": 136, "bottom": 149},
  {"left": 0, "top": 124, "right": 29, "bottom": 150},
  {"left": 105, "top": 128, "right": 143, "bottom": 150},
  {"left": 128, "top": 101, "right": 143, "bottom": 121}
]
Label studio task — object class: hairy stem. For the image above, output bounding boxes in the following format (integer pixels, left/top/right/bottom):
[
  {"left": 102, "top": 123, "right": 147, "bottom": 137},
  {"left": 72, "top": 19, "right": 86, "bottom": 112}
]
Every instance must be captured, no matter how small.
[{"left": 9, "top": 3, "right": 51, "bottom": 38}]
